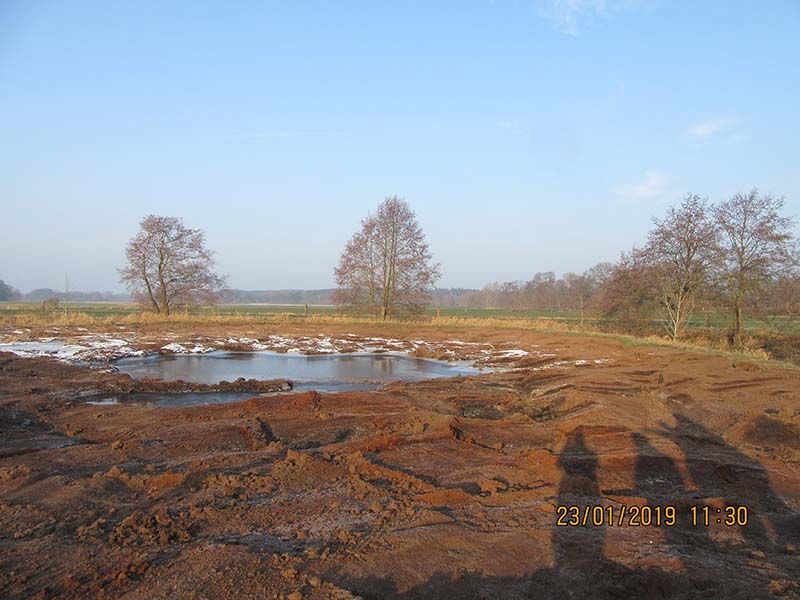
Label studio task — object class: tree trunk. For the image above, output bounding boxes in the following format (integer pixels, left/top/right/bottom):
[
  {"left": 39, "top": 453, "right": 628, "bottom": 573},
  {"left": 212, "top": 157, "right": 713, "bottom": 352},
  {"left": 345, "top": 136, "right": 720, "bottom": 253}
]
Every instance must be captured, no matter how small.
[
  {"left": 731, "top": 296, "right": 742, "bottom": 346},
  {"left": 158, "top": 251, "right": 170, "bottom": 316},
  {"left": 141, "top": 261, "right": 160, "bottom": 314},
  {"left": 160, "top": 283, "right": 170, "bottom": 317},
  {"left": 672, "top": 297, "right": 682, "bottom": 341}
]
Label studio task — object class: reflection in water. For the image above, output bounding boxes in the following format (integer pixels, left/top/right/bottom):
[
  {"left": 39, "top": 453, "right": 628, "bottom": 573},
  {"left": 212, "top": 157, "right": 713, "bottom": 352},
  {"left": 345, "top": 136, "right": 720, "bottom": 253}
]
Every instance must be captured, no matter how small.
[{"left": 115, "top": 351, "right": 478, "bottom": 385}]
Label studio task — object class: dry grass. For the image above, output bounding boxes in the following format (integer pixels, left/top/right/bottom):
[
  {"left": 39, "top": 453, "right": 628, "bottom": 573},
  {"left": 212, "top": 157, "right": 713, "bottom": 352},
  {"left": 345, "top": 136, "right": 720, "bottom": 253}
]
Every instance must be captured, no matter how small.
[{"left": 0, "top": 310, "right": 560, "bottom": 329}]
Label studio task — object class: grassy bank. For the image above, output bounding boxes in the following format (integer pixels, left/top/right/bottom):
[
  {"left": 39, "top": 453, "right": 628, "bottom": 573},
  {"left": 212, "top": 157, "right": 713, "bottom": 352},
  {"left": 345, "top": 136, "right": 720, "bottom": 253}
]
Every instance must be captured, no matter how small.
[
  {"left": 2, "top": 301, "right": 798, "bottom": 367},
  {"left": 2, "top": 301, "right": 796, "bottom": 330}
]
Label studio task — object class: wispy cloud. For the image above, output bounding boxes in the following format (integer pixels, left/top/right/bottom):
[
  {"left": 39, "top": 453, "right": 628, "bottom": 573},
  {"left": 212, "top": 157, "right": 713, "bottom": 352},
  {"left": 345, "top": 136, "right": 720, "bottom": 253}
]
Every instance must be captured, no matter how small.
[
  {"left": 540, "top": 0, "right": 641, "bottom": 35},
  {"left": 615, "top": 170, "right": 669, "bottom": 201},
  {"left": 499, "top": 119, "right": 524, "bottom": 135},
  {"left": 227, "top": 130, "right": 353, "bottom": 140},
  {"left": 687, "top": 117, "right": 737, "bottom": 139}
]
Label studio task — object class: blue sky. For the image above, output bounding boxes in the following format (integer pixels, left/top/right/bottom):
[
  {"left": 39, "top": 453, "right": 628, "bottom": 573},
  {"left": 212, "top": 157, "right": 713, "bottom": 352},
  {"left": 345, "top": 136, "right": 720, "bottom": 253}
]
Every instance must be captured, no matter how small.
[{"left": 2, "top": 0, "right": 799, "bottom": 292}]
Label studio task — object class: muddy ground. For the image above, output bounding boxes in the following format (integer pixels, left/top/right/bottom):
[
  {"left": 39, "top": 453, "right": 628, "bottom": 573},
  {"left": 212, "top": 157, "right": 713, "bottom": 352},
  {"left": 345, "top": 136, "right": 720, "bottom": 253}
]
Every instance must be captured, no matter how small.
[{"left": 0, "top": 322, "right": 798, "bottom": 599}]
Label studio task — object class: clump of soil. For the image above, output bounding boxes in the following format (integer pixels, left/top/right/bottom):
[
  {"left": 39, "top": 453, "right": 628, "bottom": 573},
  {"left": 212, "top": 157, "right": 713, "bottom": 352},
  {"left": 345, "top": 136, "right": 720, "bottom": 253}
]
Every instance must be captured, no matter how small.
[{"left": 124, "top": 376, "right": 292, "bottom": 395}]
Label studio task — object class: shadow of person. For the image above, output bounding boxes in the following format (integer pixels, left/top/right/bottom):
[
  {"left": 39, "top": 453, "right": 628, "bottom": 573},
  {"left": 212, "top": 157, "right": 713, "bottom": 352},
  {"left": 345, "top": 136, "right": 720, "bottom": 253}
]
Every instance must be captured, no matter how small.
[
  {"left": 631, "top": 431, "right": 714, "bottom": 572},
  {"left": 551, "top": 428, "right": 605, "bottom": 568},
  {"left": 631, "top": 432, "right": 684, "bottom": 496},
  {"left": 664, "top": 414, "right": 799, "bottom": 552}
]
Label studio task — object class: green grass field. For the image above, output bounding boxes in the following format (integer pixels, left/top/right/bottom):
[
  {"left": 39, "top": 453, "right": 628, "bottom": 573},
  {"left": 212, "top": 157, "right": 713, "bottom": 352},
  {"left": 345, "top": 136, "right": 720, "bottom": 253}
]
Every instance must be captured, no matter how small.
[
  {"left": 1, "top": 301, "right": 797, "bottom": 333},
  {"left": 430, "top": 307, "right": 798, "bottom": 332}
]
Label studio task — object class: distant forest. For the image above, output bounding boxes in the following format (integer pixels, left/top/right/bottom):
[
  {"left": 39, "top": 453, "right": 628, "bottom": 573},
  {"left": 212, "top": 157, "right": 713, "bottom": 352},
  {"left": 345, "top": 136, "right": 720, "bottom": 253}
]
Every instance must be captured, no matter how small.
[
  {"left": 0, "top": 282, "right": 480, "bottom": 308},
  {"left": 0, "top": 283, "right": 131, "bottom": 303},
  {"left": 221, "top": 288, "right": 480, "bottom": 307}
]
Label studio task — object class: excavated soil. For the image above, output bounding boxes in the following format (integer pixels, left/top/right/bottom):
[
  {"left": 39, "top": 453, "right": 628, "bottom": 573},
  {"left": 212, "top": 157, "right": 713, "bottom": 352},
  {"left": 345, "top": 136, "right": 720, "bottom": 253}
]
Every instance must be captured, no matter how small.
[{"left": 0, "top": 322, "right": 799, "bottom": 599}]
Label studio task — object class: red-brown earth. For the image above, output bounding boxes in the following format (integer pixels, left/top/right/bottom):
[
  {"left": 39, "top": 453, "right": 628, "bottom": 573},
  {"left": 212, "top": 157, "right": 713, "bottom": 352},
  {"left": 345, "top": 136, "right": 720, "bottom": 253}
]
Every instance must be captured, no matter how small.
[{"left": 0, "top": 323, "right": 798, "bottom": 599}]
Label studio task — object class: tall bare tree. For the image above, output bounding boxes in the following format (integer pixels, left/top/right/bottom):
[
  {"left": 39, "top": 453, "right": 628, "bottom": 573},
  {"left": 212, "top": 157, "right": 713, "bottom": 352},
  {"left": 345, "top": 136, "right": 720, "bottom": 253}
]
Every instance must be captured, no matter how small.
[
  {"left": 119, "top": 215, "right": 225, "bottom": 316},
  {"left": 334, "top": 197, "right": 440, "bottom": 319},
  {"left": 714, "top": 190, "right": 798, "bottom": 345},
  {"left": 644, "top": 194, "right": 718, "bottom": 340},
  {"left": 773, "top": 274, "right": 800, "bottom": 318},
  {"left": 561, "top": 264, "right": 612, "bottom": 327},
  {"left": 562, "top": 272, "right": 591, "bottom": 326},
  {"left": 597, "top": 248, "right": 659, "bottom": 333}
]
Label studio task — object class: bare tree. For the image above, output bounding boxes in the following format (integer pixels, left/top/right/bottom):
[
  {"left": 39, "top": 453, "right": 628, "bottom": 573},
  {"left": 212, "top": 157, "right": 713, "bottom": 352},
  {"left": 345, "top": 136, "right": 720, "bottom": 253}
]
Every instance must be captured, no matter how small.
[
  {"left": 597, "top": 248, "right": 660, "bottom": 333},
  {"left": 756, "top": 274, "right": 800, "bottom": 336},
  {"left": 0, "top": 280, "right": 22, "bottom": 302},
  {"left": 561, "top": 265, "right": 611, "bottom": 327},
  {"left": 714, "top": 190, "right": 798, "bottom": 345},
  {"left": 562, "top": 272, "right": 591, "bottom": 326},
  {"left": 773, "top": 274, "right": 800, "bottom": 318},
  {"left": 583, "top": 262, "right": 613, "bottom": 304},
  {"left": 119, "top": 215, "right": 226, "bottom": 316},
  {"left": 334, "top": 197, "right": 440, "bottom": 319},
  {"left": 644, "top": 194, "right": 718, "bottom": 340}
]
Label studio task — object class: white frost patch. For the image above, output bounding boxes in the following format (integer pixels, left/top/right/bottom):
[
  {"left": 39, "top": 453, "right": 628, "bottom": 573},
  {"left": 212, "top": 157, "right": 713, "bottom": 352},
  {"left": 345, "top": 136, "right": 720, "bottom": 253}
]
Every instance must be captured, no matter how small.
[
  {"left": 207, "top": 334, "right": 537, "bottom": 366},
  {"left": 86, "top": 398, "right": 119, "bottom": 406},
  {"left": 0, "top": 337, "right": 144, "bottom": 361},
  {"left": 160, "top": 342, "right": 215, "bottom": 354},
  {"left": 315, "top": 337, "right": 337, "bottom": 353},
  {"left": 531, "top": 358, "right": 612, "bottom": 371},
  {"left": 495, "top": 349, "right": 530, "bottom": 358},
  {"left": 2, "top": 330, "right": 539, "bottom": 370},
  {"left": 161, "top": 343, "right": 187, "bottom": 353}
]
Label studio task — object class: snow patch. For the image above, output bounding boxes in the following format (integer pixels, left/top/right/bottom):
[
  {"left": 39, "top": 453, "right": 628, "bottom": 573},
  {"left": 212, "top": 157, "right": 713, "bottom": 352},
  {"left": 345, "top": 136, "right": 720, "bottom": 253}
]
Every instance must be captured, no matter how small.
[
  {"left": 0, "top": 337, "right": 144, "bottom": 362},
  {"left": 86, "top": 398, "right": 119, "bottom": 406}
]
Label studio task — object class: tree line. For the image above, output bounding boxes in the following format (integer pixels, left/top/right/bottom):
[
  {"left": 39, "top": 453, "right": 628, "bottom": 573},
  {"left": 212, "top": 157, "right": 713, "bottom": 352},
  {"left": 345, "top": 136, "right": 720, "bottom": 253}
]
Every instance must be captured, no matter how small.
[{"left": 464, "top": 190, "right": 799, "bottom": 344}]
